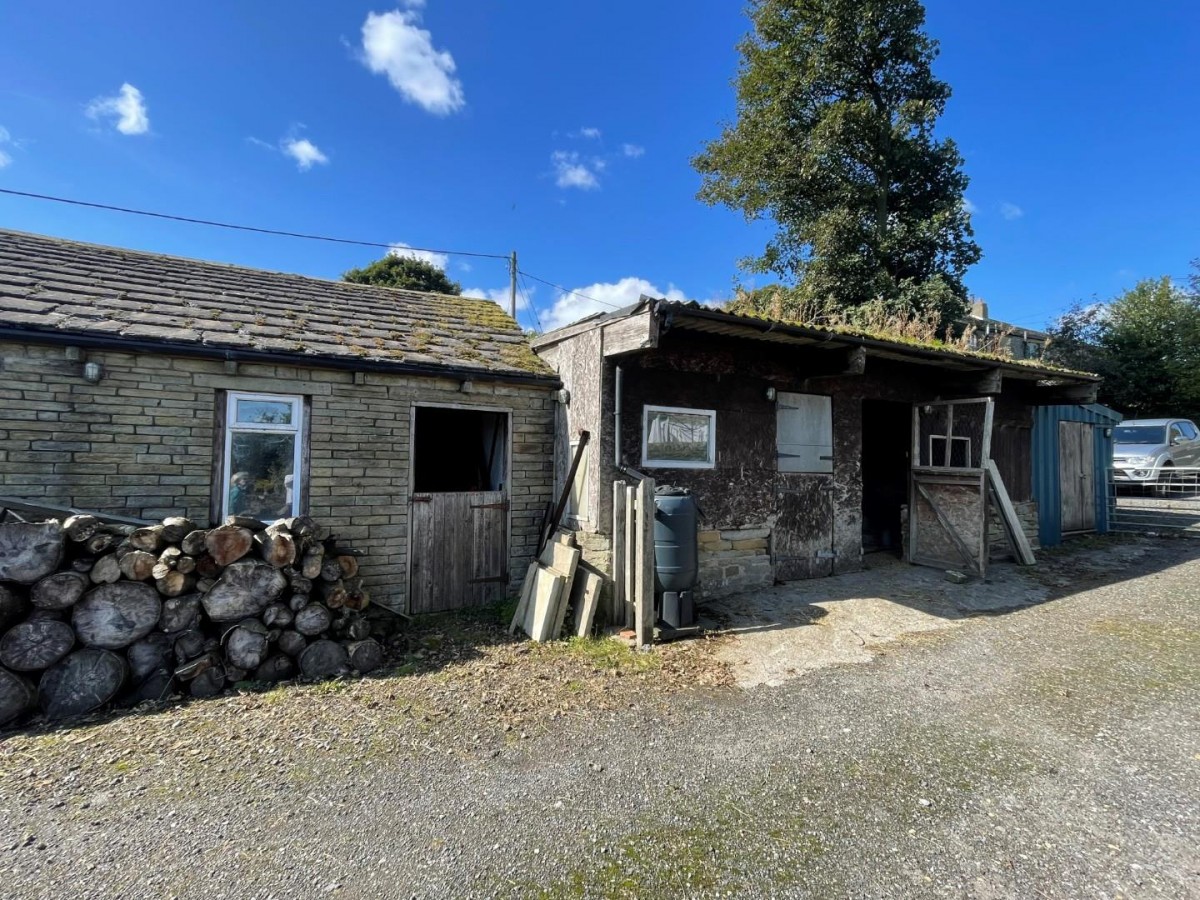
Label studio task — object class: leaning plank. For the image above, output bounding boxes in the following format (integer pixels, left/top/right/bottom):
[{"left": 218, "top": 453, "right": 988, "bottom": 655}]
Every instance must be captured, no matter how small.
[
  {"left": 0, "top": 496, "right": 150, "bottom": 527},
  {"left": 0, "top": 521, "right": 65, "bottom": 584},
  {"left": 508, "top": 562, "right": 539, "bottom": 636},
  {"left": 73, "top": 582, "right": 162, "bottom": 650},
  {"left": 523, "top": 567, "right": 567, "bottom": 642},
  {"left": 571, "top": 563, "right": 606, "bottom": 638},
  {"left": 985, "top": 460, "right": 1036, "bottom": 566},
  {"left": 634, "top": 477, "right": 655, "bottom": 647},
  {"left": 39, "top": 648, "right": 127, "bottom": 720},
  {"left": 611, "top": 482, "right": 627, "bottom": 627},
  {"left": 0, "top": 619, "right": 75, "bottom": 672},
  {"left": 0, "top": 667, "right": 36, "bottom": 726}
]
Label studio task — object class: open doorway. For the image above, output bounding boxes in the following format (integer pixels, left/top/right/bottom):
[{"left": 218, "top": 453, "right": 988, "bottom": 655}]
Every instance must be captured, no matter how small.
[
  {"left": 409, "top": 405, "right": 510, "bottom": 614},
  {"left": 861, "top": 400, "right": 911, "bottom": 555},
  {"left": 413, "top": 406, "right": 507, "bottom": 493}
]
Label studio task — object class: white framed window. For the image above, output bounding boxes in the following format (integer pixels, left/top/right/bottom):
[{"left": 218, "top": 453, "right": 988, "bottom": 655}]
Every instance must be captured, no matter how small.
[
  {"left": 221, "top": 392, "right": 305, "bottom": 520},
  {"left": 642, "top": 405, "right": 717, "bottom": 469}
]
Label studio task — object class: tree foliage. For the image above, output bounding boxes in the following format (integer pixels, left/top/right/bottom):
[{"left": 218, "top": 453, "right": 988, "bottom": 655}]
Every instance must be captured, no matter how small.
[
  {"left": 694, "top": 0, "right": 980, "bottom": 332},
  {"left": 1046, "top": 274, "right": 1200, "bottom": 421},
  {"left": 342, "top": 254, "right": 461, "bottom": 295}
]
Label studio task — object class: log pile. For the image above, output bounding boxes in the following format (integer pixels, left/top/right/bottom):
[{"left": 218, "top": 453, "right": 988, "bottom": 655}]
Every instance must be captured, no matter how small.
[{"left": 0, "top": 512, "right": 387, "bottom": 726}]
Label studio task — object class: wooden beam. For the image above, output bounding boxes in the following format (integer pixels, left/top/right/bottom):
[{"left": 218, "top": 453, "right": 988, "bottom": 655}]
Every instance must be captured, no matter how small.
[
  {"left": 634, "top": 477, "right": 655, "bottom": 647},
  {"left": 610, "top": 481, "right": 626, "bottom": 626},
  {"left": 985, "top": 460, "right": 1035, "bottom": 565}
]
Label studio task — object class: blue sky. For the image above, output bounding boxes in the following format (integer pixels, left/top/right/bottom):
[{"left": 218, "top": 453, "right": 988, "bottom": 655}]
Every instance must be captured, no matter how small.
[{"left": 1, "top": 1, "right": 1197, "bottom": 333}]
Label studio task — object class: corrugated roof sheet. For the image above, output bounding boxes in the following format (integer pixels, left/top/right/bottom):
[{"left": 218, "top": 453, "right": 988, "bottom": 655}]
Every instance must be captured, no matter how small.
[{"left": 0, "top": 229, "right": 552, "bottom": 379}]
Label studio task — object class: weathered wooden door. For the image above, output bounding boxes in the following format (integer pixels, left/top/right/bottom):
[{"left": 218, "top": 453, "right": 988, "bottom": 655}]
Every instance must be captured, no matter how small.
[
  {"left": 909, "top": 399, "right": 993, "bottom": 577},
  {"left": 1058, "top": 422, "right": 1096, "bottom": 533},
  {"left": 773, "top": 393, "right": 835, "bottom": 579},
  {"left": 774, "top": 476, "right": 835, "bottom": 579},
  {"left": 409, "top": 491, "right": 508, "bottom": 614}
]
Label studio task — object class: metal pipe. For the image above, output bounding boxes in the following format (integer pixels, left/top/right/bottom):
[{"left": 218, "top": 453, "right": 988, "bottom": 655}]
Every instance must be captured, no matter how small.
[{"left": 614, "top": 361, "right": 623, "bottom": 469}]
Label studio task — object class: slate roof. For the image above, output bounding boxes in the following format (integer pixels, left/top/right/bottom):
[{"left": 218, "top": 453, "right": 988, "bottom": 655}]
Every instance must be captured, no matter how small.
[{"left": 0, "top": 229, "right": 553, "bottom": 379}]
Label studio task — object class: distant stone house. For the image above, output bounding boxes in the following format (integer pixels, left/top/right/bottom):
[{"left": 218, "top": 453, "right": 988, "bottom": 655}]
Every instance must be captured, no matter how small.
[
  {"left": 0, "top": 229, "right": 559, "bottom": 614},
  {"left": 964, "top": 300, "right": 1050, "bottom": 360}
]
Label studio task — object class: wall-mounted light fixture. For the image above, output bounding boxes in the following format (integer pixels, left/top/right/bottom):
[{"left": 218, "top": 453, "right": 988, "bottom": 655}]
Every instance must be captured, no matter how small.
[
  {"left": 83, "top": 361, "right": 103, "bottom": 383},
  {"left": 459, "top": 379, "right": 474, "bottom": 394},
  {"left": 765, "top": 386, "right": 777, "bottom": 402},
  {"left": 1103, "top": 427, "right": 1113, "bottom": 438}
]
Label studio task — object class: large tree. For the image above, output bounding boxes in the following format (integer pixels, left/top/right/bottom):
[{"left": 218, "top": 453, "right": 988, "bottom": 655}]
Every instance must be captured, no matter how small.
[
  {"left": 694, "top": 0, "right": 980, "bottom": 332},
  {"left": 1047, "top": 275, "right": 1200, "bottom": 421},
  {"left": 343, "top": 254, "right": 461, "bottom": 295}
]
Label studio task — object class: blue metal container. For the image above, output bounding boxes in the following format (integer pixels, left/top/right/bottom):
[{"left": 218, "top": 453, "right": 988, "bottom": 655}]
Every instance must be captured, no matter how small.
[{"left": 1031, "top": 404, "right": 1123, "bottom": 546}]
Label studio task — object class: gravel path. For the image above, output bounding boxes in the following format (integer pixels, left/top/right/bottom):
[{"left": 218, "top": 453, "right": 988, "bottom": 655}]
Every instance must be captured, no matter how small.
[{"left": 1, "top": 536, "right": 1197, "bottom": 899}]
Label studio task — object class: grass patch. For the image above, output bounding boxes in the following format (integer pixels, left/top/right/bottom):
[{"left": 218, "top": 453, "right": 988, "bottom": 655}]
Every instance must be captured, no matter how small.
[{"left": 536, "top": 637, "right": 660, "bottom": 674}]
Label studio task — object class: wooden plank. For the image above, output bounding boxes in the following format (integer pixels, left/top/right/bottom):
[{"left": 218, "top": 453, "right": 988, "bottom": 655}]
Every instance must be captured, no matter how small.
[
  {"left": 408, "top": 495, "right": 435, "bottom": 614},
  {"left": 634, "top": 477, "right": 655, "bottom": 647},
  {"left": 985, "top": 460, "right": 1035, "bottom": 565},
  {"left": 601, "top": 309, "right": 656, "bottom": 357},
  {"left": 914, "top": 481, "right": 980, "bottom": 571},
  {"left": 623, "top": 484, "right": 636, "bottom": 629},
  {"left": 524, "top": 567, "right": 567, "bottom": 642},
  {"left": 570, "top": 563, "right": 606, "bottom": 638},
  {"left": 610, "top": 482, "right": 626, "bottom": 625},
  {"left": 508, "top": 561, "right": 539, "bottom": 634}
]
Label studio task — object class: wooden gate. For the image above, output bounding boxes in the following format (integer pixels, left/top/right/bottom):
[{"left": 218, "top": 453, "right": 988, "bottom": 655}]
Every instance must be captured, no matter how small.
[
  {"left": 409, "top": 491, "right": 508, "bottom": 614},
  {"left": 909, "top": 399, "right": 993, "bottom": 577},
  {"left": 1059, "top": 421, "right": 1096, "bottom": 533}
]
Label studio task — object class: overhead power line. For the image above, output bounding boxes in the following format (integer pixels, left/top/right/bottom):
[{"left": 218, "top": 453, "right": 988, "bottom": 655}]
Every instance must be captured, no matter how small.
[
  {"left": 0, "top": 187, "right": 510, "bottom": 261},
  {"left": 517, "top": 269, "right": 622, "bottom": 310}
]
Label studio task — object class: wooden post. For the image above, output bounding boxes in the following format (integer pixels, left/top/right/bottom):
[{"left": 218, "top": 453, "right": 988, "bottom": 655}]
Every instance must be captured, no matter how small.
[
  {"left": 623, "top": 484, "right": 636, "bottom": 629},
  {"left": 634, "top": 477, "right": 655, "bottom": 647},
  {"left": 610, "top": 481, "right": 626, "bottom": 625}
]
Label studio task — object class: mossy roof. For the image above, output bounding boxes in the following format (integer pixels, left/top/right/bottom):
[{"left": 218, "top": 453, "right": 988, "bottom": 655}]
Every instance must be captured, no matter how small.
[{"left": 0, "top": 229, "right": 554, "bottom": 379}]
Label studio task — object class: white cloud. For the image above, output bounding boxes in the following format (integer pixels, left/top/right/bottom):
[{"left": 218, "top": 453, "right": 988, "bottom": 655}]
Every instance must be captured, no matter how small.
[
  {"left": 1000, "top": 201, "right": 1024, "bottom": 220},
  {"left": 464, "top": 283, "right": 533, "bottom": 313},
  {"left": 622, "top": 143, "right": 645, "bottom": 158},
  {"left": 963, "top": 197, "right": 978, "bottom": 215},
  {"left": 389, "top": 242, "right": 448, "bottom": 270},
  {"left": 544, "top": 277, "right": 688, "bottom": 331},
  {"left": 575, "top": 126, "right": 601, "bottom": 139},
  {"left": 86, "top": 83, "right": 149, "bottom": 135},
  {"left": 551, "top": 150, "right": 600, "bottom": 190},
  {"left": 0, "top": 126, "right": 12, "bottom": 168},
  {"left": 282, "top": 137, "right": 329, "bottom": 171},
  {"left": 360, "top": 6, "right": 465, "bottom": 115}
]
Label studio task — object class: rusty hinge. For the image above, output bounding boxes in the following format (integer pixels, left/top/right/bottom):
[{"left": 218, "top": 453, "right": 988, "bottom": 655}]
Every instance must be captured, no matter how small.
[
  {"left": 468, "top": 573, "right": 509, "bottom": 585},
  {"left": 471, "top": 499, "right": 510, "bottom": 511}
]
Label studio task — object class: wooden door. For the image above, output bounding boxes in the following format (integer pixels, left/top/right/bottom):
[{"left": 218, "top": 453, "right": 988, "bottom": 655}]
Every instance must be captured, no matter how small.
[
  {"left": 908, "top": 398, "right": 994, "bottom": 577},
  {"left": 776, "top": 393, "right": 833, "bottom": 473},
  {"left": 1059, "top": 422, "right": 1095, "bottom": 533},
  {"left": 774, "top": 475, "right": 835, "bottom": 580},
  {"left": 409, "top": 491, "right": 508, "bottom": 613}
]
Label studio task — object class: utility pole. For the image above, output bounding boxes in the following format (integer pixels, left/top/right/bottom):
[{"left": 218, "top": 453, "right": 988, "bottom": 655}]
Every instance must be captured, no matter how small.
[{"left": 508, "top": 251, "right": 518, "bottom": 320}]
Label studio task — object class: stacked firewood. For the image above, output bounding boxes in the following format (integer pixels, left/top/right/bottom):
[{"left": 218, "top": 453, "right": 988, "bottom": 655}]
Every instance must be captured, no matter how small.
[{"left": 0, "top": 512, "right": 386, "bottom": 725}]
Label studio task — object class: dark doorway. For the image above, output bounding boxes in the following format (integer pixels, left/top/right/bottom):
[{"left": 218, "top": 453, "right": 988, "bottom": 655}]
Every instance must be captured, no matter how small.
[
  {"left": 862, "top": 400, "right": 911, "bottom": 554},
  {"left": 413, "top": 406, "right": 507, "bottom": 493}
]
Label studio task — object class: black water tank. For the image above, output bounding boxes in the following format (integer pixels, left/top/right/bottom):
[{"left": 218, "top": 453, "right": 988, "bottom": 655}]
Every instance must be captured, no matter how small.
[{"left": 653, "top": 486, "right": 699, "bottom": 593}]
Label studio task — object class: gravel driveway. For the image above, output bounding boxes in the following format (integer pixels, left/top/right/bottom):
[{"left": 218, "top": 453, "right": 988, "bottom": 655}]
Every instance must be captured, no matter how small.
[{"left": 1, "top": 536, "right": 1197, "bottom": 899}]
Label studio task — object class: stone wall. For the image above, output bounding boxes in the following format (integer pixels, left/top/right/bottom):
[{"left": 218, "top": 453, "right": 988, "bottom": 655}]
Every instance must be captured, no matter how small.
[
  {"left": 697, "top": 525, "right": 774, "bottom": 600},
  {"left": 988, "top": 499, "right": 1041, "bottom": 560},
  {"left": 0, "top": 340, "right": 555, "bottom": 612}
]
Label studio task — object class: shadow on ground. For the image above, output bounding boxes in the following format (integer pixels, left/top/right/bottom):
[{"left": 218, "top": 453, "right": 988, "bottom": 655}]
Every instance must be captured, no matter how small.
[{"left": 702, "top": 534, "right": 1199, "bottom": 687}]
